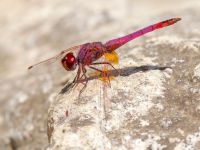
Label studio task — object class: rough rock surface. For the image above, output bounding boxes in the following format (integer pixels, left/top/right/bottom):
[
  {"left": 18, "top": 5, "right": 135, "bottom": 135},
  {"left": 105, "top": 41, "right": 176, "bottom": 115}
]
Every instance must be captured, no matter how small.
[{"left": 0, "top": 0, "right": 200, "bottom": 150}]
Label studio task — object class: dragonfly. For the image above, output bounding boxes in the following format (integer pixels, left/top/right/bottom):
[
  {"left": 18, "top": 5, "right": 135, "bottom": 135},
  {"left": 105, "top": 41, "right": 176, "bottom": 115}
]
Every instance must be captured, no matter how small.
[{"left": 28, "top": 18, "right": 181, "bottom": 94}]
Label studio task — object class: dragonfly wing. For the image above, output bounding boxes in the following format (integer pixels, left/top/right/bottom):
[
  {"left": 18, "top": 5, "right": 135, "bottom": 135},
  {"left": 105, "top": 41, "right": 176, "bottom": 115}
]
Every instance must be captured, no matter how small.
[
  {"left": 28, "top": 44, "right": 83, "bottom": 71},
  {"left": 104, "top": 51, "right": 119, "bottom": 65},
  {"left": 89, "top": 51, "right": 118, "bottom": 83},
  {"left": 102, "top": 51, "right": 119, "bottom": 82},
  {"left": 27, "top": 44, "right": 83, "bottom": 84}
]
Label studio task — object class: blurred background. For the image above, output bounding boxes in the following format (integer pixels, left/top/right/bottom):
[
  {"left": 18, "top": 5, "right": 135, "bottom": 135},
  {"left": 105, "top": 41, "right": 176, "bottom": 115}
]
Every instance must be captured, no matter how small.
[{"left": 0, "top": 0, "right": 200, "bottom": 149}]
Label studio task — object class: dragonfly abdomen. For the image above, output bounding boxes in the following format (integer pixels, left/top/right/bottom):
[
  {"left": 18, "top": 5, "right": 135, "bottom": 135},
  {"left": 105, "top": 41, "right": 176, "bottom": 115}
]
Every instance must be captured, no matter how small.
[{"left": 104, "top": 18, "right": 181, "bottom": 52}]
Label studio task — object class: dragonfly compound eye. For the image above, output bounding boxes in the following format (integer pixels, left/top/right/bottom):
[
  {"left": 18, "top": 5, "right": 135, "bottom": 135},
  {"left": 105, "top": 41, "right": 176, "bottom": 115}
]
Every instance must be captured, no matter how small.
[{"left": 61, "top": 53, "right": 77, "bottom": 71}]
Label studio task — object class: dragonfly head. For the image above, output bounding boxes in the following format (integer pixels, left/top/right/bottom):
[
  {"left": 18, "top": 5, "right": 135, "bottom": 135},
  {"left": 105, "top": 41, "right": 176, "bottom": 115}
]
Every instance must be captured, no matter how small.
[{"left": 61, "top": 52, "right": 77, "bottom": 71}]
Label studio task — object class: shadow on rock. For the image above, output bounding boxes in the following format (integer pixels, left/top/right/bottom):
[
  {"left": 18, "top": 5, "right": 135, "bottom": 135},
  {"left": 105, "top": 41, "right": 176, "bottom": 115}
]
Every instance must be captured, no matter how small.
[{"left": 59, "top": 65, "right": 171, "bottom": 94}]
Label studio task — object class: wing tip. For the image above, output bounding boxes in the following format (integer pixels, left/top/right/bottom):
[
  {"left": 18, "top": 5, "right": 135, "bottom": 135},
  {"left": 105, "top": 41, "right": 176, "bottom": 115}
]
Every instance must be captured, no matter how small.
[
  {"left": 28, "top": 66, "right": 33, "bottom": 70},
  {"left": 173, "top": 17, "right": 181, "bottom": 23}
]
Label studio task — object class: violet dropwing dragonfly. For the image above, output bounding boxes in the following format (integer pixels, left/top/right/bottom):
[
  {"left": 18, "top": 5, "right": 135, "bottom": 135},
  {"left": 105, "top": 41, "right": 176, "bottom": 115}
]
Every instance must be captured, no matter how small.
[{"left": 28, "top": 18, "right": 181, "bottom": 94}]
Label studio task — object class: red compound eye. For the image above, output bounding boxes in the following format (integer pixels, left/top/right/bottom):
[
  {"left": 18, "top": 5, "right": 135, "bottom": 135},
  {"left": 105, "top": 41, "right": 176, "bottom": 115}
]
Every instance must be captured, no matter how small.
[{"left": 61, "top": 53, "right": 77, "bottom": 71}]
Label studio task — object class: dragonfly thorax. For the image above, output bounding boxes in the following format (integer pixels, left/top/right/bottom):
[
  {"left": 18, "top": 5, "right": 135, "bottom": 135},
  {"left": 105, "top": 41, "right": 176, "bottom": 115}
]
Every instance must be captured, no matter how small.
[
  {"left": 77, "top": 42, "right": 105, "bottom": 66},
  {"left": 61, "top": 52, "right": 77, "bottom": 71}
]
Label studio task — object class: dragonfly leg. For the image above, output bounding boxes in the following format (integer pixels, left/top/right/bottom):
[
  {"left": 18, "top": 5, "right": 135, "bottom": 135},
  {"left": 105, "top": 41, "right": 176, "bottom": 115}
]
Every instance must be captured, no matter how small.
[
  {"left": 89, "top": 66, "right": 111, "bottom": 87},
  {"left": 89, "top": 66, "right": 104, "bottom": 73},
  {"left": 91, "top": 62, "right": 120, "bottom": 75},
  {"left": 78, "top": 66, "right": 89, "bottom": 96},
  {"left": 72, "top": 66, "right": 82, "bottom": 88}
]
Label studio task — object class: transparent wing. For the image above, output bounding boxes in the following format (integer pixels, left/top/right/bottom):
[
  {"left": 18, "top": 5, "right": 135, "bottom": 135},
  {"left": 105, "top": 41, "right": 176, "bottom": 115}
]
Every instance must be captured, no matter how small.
[
  {"left": 100, "top": 51, "right": 119, "bottom": 82},
  {"left": 104, "top": 51, "right": 119, "bottom": 65},
  {"left": 27, "top": 44, "right": 83, "bottom": 84},
  {"left": 89, "top": 51, "right": 119, "bottom": 83},
  {"left": 28, "top": 45, "right": 82, "bottom": 71}
]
